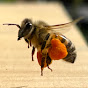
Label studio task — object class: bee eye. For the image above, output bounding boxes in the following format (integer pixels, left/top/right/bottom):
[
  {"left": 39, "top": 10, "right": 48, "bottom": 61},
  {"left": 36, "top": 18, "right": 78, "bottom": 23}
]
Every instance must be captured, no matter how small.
[{"left": 25, "top": 22, "right": 32, "bottom": 30}]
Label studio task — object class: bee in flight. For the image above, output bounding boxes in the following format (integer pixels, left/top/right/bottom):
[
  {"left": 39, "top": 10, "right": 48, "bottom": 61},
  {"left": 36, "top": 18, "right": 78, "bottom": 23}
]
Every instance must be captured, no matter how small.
[{"left": 3, "top": 17, "right": 83, "bottom": 76}]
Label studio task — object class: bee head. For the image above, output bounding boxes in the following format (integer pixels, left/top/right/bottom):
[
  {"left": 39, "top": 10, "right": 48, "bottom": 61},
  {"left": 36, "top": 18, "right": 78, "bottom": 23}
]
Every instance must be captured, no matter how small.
[
  {"left": 3, "top": 18, "right": 33, "bottom": 40},
  {"left": 18, "top": 18, "right": 33, "bottom": 40}
]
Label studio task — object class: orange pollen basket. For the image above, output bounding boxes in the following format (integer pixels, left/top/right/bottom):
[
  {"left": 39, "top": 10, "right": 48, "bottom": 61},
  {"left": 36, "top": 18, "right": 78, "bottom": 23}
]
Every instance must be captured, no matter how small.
[
  {"left": 37, "top": 38, "right": 68, "bottom": 67},
  {"left": 48, "top": 38, "right": 68, "bottom": 60}
]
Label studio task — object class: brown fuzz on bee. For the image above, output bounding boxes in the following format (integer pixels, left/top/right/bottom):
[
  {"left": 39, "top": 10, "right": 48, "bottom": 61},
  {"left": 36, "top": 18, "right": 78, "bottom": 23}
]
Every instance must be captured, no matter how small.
[{"left": 3, "top": 17, "right": 83, "bottom": 76}]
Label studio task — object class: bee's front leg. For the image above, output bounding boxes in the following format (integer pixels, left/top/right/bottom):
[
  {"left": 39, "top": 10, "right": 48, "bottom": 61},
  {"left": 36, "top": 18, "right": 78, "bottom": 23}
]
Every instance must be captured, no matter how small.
[{"left": 25, "top": 39, "right": 30, "bottom": 48}]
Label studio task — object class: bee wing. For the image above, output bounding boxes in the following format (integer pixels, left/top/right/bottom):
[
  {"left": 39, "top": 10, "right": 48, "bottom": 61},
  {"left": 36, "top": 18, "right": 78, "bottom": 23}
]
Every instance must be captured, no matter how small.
[{"left": 45, "top": 17, "right": 84, "bottom": 33}]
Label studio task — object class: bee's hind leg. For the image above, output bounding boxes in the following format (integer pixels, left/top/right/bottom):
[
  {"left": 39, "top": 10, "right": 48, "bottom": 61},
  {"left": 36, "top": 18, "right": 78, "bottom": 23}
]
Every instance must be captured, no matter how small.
[
  {"left": 46, "top": 54, "right": 52, "bottom": 72},
  {"left": 41, "top": 56, "right": 46, "bottom": 76},
  {"left": 32, "top": 46, "right": 35, "bottom": 61},
  {"left": 41, "top": 67, "right": 43, "bottom": 76},
  {"left": 40, "top": 52, "right": 52, "bottom": 76},
  {"left": 47, "top": 66, "right": 52, "bottom": 72}
]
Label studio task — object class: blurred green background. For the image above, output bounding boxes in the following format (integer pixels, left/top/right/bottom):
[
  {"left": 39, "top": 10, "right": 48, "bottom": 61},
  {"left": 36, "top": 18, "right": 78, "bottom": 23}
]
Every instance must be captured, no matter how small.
[{"left": 0, "top": 0, "right": 88, "bottom": 44}]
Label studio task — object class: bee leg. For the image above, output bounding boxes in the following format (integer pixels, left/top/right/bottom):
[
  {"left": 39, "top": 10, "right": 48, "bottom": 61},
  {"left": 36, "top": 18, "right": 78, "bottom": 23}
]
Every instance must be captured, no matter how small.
[
  {"left": 25, "top": 39, "right": 30, "bottom": 48},
  {"left": 30, "top": 40, "right": 32, "bottom": 46},
  {"left": 47, "top": 66, "right": 52, "bottom": 72},
  {"left": 28, "top": 40, "right": 32, "bottom": 48},
  {"left": 32, "top": 46, "right": 35, "bottom": 61},
  {"left": 46, "top": 54, "right": 52, "bottom": 72},
  {"left": 41, "top": 33, "right": 50, "bottom": 50},
  {"left": 27, "top": 42, "right": 30, "bottom": 48},
  {"left": 41, "top": 56, "right": 46, "bottom": 76},
  {"left": 41, "top": 68, "right": 43, "bottom": 76}
]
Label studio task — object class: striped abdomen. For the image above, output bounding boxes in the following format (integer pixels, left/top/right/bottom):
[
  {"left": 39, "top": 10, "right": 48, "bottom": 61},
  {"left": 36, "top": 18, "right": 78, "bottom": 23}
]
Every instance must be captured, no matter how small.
[
  {"left": 58, "top": 34, "right": 76, "bottom": 63},
  {"left": 41, "top": 33, "right": 76, "bottom": 63}
]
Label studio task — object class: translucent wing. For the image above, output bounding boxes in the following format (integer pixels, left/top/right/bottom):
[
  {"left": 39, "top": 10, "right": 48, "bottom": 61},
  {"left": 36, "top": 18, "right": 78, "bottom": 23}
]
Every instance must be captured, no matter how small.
[{"left": 45, "top": 17, "right": 84, "bottom": 33}]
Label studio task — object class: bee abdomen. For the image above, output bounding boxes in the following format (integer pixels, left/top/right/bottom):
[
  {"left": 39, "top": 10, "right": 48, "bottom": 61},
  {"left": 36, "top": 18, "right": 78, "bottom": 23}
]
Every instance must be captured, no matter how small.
[
  {"left": 64, "top": 51, "right": 76, "bottom": 63},
  {"left": 53, "top": 34, "right": 76, "bottom": 63},
  {"left": 63, "top": 40, "right": 77, "bottom": 63}
]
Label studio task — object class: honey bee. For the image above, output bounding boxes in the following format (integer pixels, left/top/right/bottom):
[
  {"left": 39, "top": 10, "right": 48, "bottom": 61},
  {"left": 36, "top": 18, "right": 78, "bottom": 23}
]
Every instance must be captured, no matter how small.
[{"left": 3, "top": 17, "right": 83, "bottom": 76}]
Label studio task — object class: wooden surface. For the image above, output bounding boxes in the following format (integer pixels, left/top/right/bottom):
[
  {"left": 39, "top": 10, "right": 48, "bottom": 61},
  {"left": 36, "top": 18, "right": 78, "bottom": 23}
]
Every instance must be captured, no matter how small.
[{"left": 0, "top": 2, "right": 88, "bottom": 88}]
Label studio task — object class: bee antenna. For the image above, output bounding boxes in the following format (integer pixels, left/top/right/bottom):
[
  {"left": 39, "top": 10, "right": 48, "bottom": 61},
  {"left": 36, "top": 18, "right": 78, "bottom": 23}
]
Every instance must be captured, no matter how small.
[{"left": 3, "top": 23, "right": 21, "bottom": 29}]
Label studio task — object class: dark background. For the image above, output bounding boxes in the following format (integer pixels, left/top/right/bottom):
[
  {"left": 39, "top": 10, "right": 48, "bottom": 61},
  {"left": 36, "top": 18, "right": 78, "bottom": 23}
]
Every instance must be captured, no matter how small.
[
  {"left": 0, "top": 0, "right": 88, "bottom": 44},
  {"left": 61, "top": 0, "right": 88, "bottom": 45}
]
